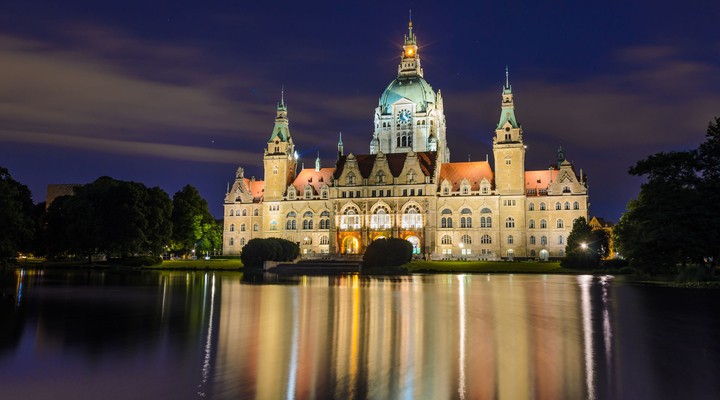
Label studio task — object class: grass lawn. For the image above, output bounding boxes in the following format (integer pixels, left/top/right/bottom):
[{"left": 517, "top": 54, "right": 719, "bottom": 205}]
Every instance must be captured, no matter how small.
[
  {"left": 149, "top": 258, "right": 244, "bottom": 270},
  {"left": 408, "top": 260, "right": 567, "bottom": 274}
]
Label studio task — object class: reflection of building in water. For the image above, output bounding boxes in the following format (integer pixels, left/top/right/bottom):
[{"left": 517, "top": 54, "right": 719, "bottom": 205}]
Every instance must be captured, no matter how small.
[{"left": 210, "top": 275, "right": 613, "bottom": 399}]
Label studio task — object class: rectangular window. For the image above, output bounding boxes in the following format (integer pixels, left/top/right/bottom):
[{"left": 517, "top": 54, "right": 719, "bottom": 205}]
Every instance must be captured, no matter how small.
[
  {"left": 418, "top": 189, "right": 422, "bottom": 196},
  {"left": 356, "top": 191, "right": 360, "bottom": 197},
  {"left": 387, "top": 190, "right": 391, "bottom": 197},
  {"left": 372, "top": 190, "right": 376, "bottom": 197},
  {"left": 410, "top": 189, "right": 415, "bottom": 196},
  {"left": 403, "top": 189, "right": 407, "bottom": 196},
  {"left": 342, "top": 192, "right": 346, "bottom": 198},
  {"left": 349, "top": 192, "right": 354, "bottom": 198}
]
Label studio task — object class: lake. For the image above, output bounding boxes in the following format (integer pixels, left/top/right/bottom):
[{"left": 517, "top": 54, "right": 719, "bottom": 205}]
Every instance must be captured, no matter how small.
[{"left": 1, "top": 269, "right": 719, "bottom": 399}]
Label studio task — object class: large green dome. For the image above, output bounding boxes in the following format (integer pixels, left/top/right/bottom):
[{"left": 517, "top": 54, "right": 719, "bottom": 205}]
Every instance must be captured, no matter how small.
[{"left": 378, "top": 75, "right": 436, "bottom": 114}]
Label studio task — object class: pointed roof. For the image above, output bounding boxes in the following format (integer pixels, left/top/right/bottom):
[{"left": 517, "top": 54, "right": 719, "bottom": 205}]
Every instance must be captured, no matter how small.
[
  {"left": 497, "top": 67, "right": 520, "bottom": 129},
  {"left": 268, "top": 89, "right": 290, "bottom": 142},
  {"left": 334, "top": 151, "right": 437, "bottom": 179}
]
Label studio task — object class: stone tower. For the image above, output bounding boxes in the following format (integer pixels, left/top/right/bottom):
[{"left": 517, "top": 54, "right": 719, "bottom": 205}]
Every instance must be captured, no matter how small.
[
  {"left": 493, "top": 67, "right": 525, "bottom": 195},
  {"left": 263, "top": 89, "right": 297, "bottom": 201}
]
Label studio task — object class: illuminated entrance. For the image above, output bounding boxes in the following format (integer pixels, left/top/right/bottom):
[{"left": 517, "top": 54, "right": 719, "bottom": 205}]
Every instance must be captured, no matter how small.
[
  {"left": 539, "top": 249, "right": 549, "bottom": 261},
  {"left": 507, "top": 249, "right": 515, "bottom": 261},
  {"left": 406, "top": 236, "right": 421, "bottom": 255},
  {"left": 342, "top": 236, "right": 360, "bottom": 255}
]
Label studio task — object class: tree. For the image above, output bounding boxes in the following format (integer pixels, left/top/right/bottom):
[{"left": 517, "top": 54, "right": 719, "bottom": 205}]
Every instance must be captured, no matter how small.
[
  {"left": 562, "top": 217, "right": 607, "bottom": 269},
  {"left": 171, "top": 185, "right": 215, "bottom": 257},
  {"left": 0, "top": 167, "right": 35, "bottom": 262},
  {"left": 43, "top": 177, "right": 173, "bottom": 260},
  {"left": 615, "top": 117, "right": 720, "bottom": 273}
]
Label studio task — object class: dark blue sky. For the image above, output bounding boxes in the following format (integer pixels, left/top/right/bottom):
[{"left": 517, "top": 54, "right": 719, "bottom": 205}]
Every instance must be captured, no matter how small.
[{"left": 1, "top": 1, "right": 718, "bottom": 221}]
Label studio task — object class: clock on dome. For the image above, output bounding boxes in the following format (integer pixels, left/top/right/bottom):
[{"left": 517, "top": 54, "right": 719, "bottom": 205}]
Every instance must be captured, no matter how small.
[{"left": 397, "top": 109, "right": 412, "bottom": 124}]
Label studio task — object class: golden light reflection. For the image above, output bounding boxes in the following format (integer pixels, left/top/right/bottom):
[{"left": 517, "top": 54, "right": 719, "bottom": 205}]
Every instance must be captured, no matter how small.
[{"left": 209, "top": 274, "right": 604, "bottom": 399}]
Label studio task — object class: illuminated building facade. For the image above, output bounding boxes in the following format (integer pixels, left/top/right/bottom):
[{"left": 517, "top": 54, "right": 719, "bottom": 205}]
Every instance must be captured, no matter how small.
[{"left": 223, "top": 21, "right": 589, "bottom": 260}]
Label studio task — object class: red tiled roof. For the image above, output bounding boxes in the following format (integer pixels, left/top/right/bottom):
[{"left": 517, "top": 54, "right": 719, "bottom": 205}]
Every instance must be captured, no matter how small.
[
  {"left": 438, "top": 161, "right": 494, "bottom": 191},
  {"left": 524, "top": 170, "right": 559, "bottom": 195},
  {"left": 243, "top": 178, "right": 265, "bottom": 201},
  {"left": 292, "top": 167, "right": 334, "bottom": 194}
]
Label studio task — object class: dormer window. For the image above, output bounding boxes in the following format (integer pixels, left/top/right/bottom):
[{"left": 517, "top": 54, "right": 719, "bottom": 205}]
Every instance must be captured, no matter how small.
[
  {"left": 347, "top": 172, "right": 356, "bottom": 185},
  {"left": 376, "top": 171, "right": 385, "bottom": 184},
  {"left": 407, "top": 170, "right": 416, "bottom": 184}
]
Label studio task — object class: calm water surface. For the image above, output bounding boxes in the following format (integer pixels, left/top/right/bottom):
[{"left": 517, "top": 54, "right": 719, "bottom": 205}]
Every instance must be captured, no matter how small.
[{"left": 1, "top": 269, "right": 719, "bottom": 400}]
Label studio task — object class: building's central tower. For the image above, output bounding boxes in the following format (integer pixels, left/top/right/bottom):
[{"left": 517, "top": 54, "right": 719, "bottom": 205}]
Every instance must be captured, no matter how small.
[{"left": 370, "top": 20, "right": 449, "bottom": 162}]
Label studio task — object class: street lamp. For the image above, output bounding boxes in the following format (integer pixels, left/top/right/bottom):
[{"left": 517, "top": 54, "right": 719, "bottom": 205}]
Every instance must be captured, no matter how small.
[{"left": 580, "top": 242, "right": 588, "bottom": 250}]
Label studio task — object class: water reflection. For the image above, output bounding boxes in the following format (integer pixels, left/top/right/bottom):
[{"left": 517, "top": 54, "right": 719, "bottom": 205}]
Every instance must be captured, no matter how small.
[{"left": 1, "top": 270, "right": 719, "bottom": 399}]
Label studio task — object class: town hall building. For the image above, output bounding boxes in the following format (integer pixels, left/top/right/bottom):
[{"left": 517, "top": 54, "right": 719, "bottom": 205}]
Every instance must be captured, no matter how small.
[{"left": 222, "top": 21, "right": 589, "bottom": 260}]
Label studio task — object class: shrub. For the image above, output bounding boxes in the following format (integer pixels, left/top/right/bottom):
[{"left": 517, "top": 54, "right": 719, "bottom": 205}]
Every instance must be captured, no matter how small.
[
  {"left": 363, "top": 238, "right": 413, "bottom": 269},
  {"left": 676, "top": 264, "right": 717, "bottom": 283},
  {"left": 240, "top": 238, "right": 299, "bottom": 268}
]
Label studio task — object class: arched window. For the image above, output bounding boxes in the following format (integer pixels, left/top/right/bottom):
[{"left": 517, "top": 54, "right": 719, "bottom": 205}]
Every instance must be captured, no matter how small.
[
  {"left": 564, "top": 202, "right": 570, "bottom": 210},
  {"left": 376, "top": 171, "right": 385, "bottom": 184},
  {"left": 270, "top": 220, "right": 278, "bottom": 231},
  {"left": 480, "top": 216, "right": 492, "bottom": 228},
  {"left": 229, "top": 209, "right": 234, "bottom": 216},
  {"left": 558, "top": 235, "right": 564, "bottom": 245},
  {"left": 530, "top": 235, "right": 536, "bottom": 245},
  {"left": 253, "top": 209, "right": 259, "bottom": 216},
  {"left": 529, "top": 203, "right": 535, "bottom": 211},
  {"left": 541, "top": 235, "right": 547, "bottom": 245},
  {"left": 371, "top": 207, "right": 391, "bottom": 229},
  {"left": 340, "top": 207, "right": 360, "bottom": 229},
  {"left": 461, "top": 234, "right": 472, "bottom": 244},
  {"left": 539, "top": 202, "right": 546, "bottom": 211},
  {"left": 441, "top": 235, "right": 452, "bottom": 245},
  {"left": 507, "top": 235, "right": 514, "bottom": 244},
  {"left": 557, "top": 219, "right": 564, "bottom": 229},
  {"left": 253, "top": 223, "right": 259, "bottom": 232},
  {"left": 555, "top": 202, "right": 562, "bottom": 210},
  {"left": 481, "top": 234, "right": 492, "bottom": 244},
  {"left": 573, "top": 201, "right": 580, "bottom": 210},
  {"left": 505, "top": 217, "right": 515, "bottom": 228},
  {"left": 229, "top": 237, "right": 234, "bottom": 246},
  {"left": 442, "top": 217, "right": 453, "bottom": 228},
  {"left": 320, "top": 235, "right": 329, "bottom": 245},
  {"left": 402, "top": 205, "right": 422, "bottom": 228},
  {"left": 529, "top": 219, "right": 535, "bottom": 229},
  {"left": 286, "top": 220, "right": 294, "bottom": 230},
  {"left": 240, "top": 237, "right": 245, "bottom": 246},
  {"left": 540, "top": 219, "right": 547, "bottom": 229},
  {"left": 240, "top": 223, "right": 246, "bottom": 232},
  {"left": 242, "top": 209, "right": 247, "bottom": 216},
  {"left": 229, "top": 224, "right": 235, "bottom": 232},
  {"left": 347, "top": 172, "right": 356, "bottom": 185}
]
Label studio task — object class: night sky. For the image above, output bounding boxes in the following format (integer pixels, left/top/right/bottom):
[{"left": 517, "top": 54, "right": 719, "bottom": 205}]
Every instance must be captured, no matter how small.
[{"left": 1, "top": 1, "right": 718, "bottom": 222}]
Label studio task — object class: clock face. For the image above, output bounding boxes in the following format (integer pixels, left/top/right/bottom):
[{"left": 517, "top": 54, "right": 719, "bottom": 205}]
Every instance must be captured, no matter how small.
[{"left": 397, "top": 110, "right": 412, "bottom": 124}]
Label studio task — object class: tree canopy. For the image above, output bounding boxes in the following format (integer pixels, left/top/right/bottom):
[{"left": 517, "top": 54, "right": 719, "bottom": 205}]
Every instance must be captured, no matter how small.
[
  {"left": 170, "top": 185, "right": 220, "bottom": 256},
  {"left": 562, "top": 217, "right": 609, "bottom": 269},
  {"left": 614, "top": 117, "right": 720, "bottom": 272},
  {"left": 44, "top": 177, "right": 172, "bottom": 260},
  {"left": 0, "top": 167, "right": 35, "bottom": 261}
]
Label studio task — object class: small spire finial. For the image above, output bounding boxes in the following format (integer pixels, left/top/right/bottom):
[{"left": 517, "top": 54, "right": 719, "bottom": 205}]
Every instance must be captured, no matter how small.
[
  {"left": 505, "top": 65, "right": 509, "bottom": 89},
  {"left": 281, "top": 85, "right": 285, "bottom": 106},
  {"left": 408, "top": 10, "right": 413, "bottom": 35},
  {"left": 315, "top": 151, "right": 321, "bottom": 171}
]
